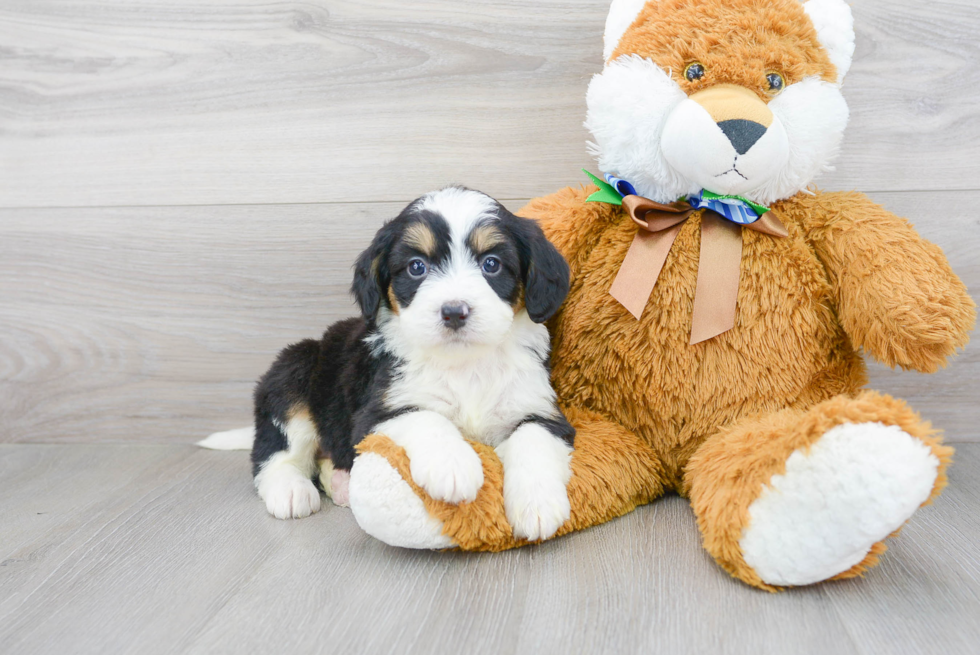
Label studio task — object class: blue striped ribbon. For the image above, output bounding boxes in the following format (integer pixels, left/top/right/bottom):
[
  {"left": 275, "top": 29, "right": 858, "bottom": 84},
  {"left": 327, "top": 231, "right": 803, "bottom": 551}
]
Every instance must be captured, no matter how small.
[{"left": 686, "top": 190, "right": 761, "bottom": 225}]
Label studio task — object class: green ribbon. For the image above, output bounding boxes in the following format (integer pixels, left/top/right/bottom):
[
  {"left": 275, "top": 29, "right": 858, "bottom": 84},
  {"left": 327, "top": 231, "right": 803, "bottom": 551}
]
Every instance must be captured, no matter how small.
[{"left": 583, "top": 169, "right": 624, "bottom": 205}]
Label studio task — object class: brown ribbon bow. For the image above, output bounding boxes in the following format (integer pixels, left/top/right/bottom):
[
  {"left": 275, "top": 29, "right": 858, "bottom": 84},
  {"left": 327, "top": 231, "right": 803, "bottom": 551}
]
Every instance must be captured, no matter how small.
[{"left": 609, "top": 195, "right": 788, "bottom": 345}]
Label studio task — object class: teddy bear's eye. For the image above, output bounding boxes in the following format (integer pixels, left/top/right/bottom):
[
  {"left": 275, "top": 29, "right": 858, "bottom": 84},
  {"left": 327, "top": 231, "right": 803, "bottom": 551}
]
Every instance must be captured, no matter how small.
[
  {"left": 766, "top": 72, "right": 785, "bottom": 94},
  {"left": 684, "top": 62, "right": 705, "bottom": 82}
]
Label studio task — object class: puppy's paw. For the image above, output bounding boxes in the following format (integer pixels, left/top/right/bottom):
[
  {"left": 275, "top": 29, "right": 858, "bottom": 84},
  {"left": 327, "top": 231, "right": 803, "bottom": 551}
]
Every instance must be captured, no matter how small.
[
  {"left": 374, "top": 411, "right": 484, "bottom": 505},
  {"left": 255, "top": 462, "right": 322, "bottom": 519},
  {"left": 503, "top": 476, "right": 571, "bottom": 542},
  {"left": 496, "top": 422, "right": 573, "bottom": 541},
  {"left": 408, "top": 438, "right": 484, "bottom": 504}
]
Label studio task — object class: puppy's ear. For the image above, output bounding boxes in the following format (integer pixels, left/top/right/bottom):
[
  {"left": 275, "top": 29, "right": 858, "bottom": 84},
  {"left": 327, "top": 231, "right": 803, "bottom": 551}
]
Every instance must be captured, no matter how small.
[
  {"left": 499, "top": 207, "right": 570, "bottom": 323},
  {"left": 351, "top": 221, "right": 399, "bottom": 323}
]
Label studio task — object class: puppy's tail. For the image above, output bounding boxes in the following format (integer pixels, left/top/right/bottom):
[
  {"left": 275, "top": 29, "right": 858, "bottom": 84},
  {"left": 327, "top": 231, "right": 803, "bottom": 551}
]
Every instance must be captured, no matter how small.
[{"left": 198, "top": 426, "right": 255, "bottom": 451}]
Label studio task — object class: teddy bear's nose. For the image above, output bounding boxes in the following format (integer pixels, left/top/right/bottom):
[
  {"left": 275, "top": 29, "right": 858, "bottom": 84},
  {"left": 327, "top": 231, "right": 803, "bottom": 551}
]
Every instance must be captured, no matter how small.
[{"left": 717, "top": 119, "right": 768, "bottom": 155}]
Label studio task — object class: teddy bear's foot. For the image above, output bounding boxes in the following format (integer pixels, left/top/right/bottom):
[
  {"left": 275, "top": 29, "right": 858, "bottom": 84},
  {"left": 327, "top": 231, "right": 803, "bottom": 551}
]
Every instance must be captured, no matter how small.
[
  {"left": 348, "top": 452, "right": 455, "bottom": 549},
  {"left": 739, "top": 421, "right": 938, "bottom": 586},
  {"left": 687, "top": 392, "right": 953, "bottom": 590}
]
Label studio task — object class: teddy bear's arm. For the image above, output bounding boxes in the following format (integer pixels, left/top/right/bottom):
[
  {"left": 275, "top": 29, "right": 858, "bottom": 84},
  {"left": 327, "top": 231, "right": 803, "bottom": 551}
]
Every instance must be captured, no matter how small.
[
  {"left": 807, "top": 191, "right": 975, "bottom": 373},
  {"left": 518, "top": 186, "right": 620, "bottom": 279}
]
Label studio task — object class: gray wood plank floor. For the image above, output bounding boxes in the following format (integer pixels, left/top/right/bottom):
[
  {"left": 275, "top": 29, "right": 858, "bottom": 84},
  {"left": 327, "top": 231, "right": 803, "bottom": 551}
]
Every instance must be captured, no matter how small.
[{"left": 1, "top": 442, "right": 978, "bottom": 655}]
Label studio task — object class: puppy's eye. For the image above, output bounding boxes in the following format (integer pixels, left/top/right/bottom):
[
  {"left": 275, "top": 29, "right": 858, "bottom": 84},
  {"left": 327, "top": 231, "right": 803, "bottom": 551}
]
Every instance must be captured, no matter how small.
[
  {"left": 684, "top": 62, "right": 705, "bottom": 82},
  {"left": 407, "top": 259, "right": 427, "bottom": 277},
  {"left": 481, "top": 256, "right": 501, "bottom": 275},
  {"left": 766, "top": 72, "right": 785, "bottom": 94}
]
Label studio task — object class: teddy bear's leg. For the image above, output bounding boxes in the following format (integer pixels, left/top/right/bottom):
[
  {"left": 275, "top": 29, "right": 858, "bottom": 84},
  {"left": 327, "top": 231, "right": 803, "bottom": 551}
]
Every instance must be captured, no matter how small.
[
  {"left": 684, "top": 391, "right": 953, "bottom": 590},
  {"left": 349, "top": 407, "right": 667, "bottom": 551}
]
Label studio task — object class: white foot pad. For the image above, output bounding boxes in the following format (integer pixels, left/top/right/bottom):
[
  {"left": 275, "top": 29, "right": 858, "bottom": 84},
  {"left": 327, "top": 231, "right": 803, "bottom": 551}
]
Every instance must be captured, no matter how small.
[
  {"left": 740, "top": 422, "right": 939, "bottom": 586},
  {"left": 349, "top": 453, "right": 455, "bottom": 549},
  {"left": 255, "top": 462, "right": 322, "bottom": 520}
]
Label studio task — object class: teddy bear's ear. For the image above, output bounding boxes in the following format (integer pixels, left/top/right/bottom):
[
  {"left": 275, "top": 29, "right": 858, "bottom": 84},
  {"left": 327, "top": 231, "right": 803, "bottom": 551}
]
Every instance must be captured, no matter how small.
[
  {"left": 602, "top": 0, "right": 649, "bottom": 63},
  {"left": 803, "top": 0, "right": 856, "bottom": 84}
]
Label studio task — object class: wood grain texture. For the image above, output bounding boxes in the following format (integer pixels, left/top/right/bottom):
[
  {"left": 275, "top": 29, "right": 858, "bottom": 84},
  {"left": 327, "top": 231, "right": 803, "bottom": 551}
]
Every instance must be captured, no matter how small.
[
  {"left": 1, "top": 442, "right": 978, "bottom": 654},
  {"left": 1, "top": 0, "right": 979, "bottom": 208},
  {"left": 1, "top": 191, "right": 976, "bottom": 446}
]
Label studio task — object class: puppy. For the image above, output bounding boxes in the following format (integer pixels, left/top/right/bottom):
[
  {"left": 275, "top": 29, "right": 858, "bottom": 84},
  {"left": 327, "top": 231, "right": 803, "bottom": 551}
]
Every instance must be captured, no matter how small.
[{"left": 250, "top": 187, "right": 575, "bottom": 541}]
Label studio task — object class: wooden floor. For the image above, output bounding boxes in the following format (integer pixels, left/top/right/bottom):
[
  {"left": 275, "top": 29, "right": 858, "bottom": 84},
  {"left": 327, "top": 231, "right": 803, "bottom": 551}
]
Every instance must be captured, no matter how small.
[
  {"left": 0, "top": 443, "right": 978, "bottom": 655},
  {"left": 3, "top": 0, "right": 980, "bottom": 653}
]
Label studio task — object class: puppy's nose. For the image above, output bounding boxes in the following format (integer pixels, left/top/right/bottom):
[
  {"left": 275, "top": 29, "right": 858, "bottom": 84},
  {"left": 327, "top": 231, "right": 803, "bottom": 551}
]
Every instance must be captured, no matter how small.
[
  {"left": 440, "top": 302, "right": 470, "bottom": 331},
  {"left": 717, "top": 119, "right": 767, "bottom": 155}
]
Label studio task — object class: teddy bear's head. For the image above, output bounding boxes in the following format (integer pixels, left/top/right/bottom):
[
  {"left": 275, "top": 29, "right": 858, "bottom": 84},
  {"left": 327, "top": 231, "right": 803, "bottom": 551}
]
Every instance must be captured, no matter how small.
[{"left": 585, "top": 0, "right": 855, "bottom": 205}]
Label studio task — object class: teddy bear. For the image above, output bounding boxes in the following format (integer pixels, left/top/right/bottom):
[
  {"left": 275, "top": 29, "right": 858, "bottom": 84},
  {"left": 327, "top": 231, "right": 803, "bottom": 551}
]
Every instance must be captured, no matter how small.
[{"left": 346, "top": 0, "right": 975, "bottom": 590}]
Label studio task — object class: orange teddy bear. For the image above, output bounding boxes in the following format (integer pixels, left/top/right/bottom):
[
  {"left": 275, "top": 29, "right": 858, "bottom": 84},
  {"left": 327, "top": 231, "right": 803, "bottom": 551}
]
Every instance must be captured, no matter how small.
[{"left": 348, "top": 0, "right": 975, "bottom": 590}]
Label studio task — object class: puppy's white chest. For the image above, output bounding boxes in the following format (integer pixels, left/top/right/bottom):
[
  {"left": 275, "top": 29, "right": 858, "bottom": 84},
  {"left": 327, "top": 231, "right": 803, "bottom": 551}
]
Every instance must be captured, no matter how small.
[{"left": 386, "top": 350, "right": 554, "bottom": 447}]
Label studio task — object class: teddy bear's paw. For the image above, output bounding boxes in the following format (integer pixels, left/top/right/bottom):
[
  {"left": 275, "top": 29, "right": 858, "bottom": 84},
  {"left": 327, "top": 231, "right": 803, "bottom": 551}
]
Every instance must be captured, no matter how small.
[
  {"left": 375, "top": 411, "right": 484, "bottom": 504},
  {"left": 255, "top": 461, "right": 322, "bottom": 520},
  {"left": 739, "top": 421, "right": 940, "bottom": 586},
  {"left": 349, "top": 452, "right": 455, "bottom": 549},
  {"left": 496, "top": 423, "right": 574, "bottom": 542}
]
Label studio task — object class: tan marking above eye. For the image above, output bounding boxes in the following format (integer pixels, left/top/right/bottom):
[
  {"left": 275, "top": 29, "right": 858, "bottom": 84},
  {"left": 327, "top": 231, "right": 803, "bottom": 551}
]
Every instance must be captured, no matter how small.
[
  {"left": 403, "top": 222, "right": 437, "bottom": 256},
  {"left": 469, "top": 223, "right": 504, "bottom": 254},
  {"left": 689, "top": 84, "right": 773, "bottom": 128}
]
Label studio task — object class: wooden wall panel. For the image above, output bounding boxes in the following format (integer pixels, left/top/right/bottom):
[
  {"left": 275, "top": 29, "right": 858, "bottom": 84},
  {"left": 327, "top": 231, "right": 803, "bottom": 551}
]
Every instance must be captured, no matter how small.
[{"left": 1, "top": 0, "right": 978, "bottom": 208}]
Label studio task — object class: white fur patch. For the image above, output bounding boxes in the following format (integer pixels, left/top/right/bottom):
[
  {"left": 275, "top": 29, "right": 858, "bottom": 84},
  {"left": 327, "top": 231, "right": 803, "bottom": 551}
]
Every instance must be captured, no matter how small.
[
  {"left": 759, "top": 77, "right": 849, "bottom": 203},
  {"left": 661, "top": 99, "right": 789, "bottom": 198},
  {"left": 418, "top": 187, "right": 496, "bottom": 249},
  {"left": 740, "top": 422, "right": 939, "bottom": 586},
  {"left": 197, "top": 426, "right": 255, "bottom": 450},
  {"left": 374, "top": 410, "right": 485, "bottom": 504},
  {"left": 586, "top": 55, "right": 691, "bottom": 204},
  {"left": 496, "top": 423, "right": 573, "bottom": 541},
  {"left": 602, "top": 0, "right": 650, "bottom": 62},
  {"left": 349, "top": 452, "right": 454, "bottom": 549},
  {"left": 804, "top": 0, "right": 855, "bottom": 84},
  {"left": 253, "top": 411, "right": 322, "bottom": 519}
]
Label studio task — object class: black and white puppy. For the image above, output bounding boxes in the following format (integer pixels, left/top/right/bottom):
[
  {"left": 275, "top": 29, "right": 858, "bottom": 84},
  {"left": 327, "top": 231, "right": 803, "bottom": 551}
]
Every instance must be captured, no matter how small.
[{"left": 251, "top": 187, "right": 574, "bottom": 541}]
